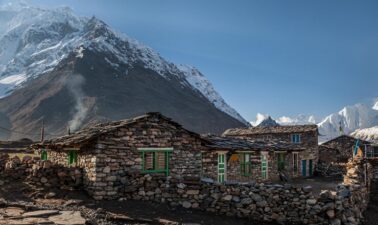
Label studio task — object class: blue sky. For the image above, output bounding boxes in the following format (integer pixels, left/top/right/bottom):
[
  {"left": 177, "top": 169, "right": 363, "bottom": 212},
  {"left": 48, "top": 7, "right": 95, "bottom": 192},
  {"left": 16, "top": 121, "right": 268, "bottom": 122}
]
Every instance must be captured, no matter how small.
[{"left": 27, "top": 0, "right": 378, "bottom": 121}]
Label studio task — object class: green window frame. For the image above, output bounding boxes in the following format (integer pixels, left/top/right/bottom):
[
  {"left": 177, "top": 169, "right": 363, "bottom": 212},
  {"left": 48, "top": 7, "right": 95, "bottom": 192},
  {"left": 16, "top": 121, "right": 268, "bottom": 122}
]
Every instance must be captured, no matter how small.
[
  {"left": 293, "top": 152, "right": 299, "bottom": 175},
  {"left": 277, "top": 153, "right": 285, "bottom": 171},
  {"left": 218, "top": 153, "right": 226, "bottom": 183},
  {"left": 41, "top": 150, "right": 48, "bottom": 161},
  {"left": 261, "top": 154, "right": 268, "bottom": 179},
  {"left": 239, "top": 153, "right": 252, "bottom": 176},
  {"left": 68, "top": 150, "right": 78, "bottom": 165},
  {"left": 140, "top": 148, "right": 172, "bottom": 176}
]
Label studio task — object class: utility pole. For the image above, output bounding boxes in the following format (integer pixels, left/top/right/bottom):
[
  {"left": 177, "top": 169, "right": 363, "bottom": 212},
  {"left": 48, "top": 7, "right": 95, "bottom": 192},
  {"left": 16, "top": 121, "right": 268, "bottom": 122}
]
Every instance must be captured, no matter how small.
[{"left": 40, "top": 119, "right": 45, "bottom": 142}]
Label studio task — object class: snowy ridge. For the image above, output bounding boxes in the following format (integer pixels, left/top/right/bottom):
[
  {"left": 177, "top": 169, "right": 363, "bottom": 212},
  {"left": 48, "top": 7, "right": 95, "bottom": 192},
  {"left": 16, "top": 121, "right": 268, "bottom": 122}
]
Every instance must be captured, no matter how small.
[
  {"left": 0, "top": 2, "right": 247, "bottom": 123},
  {"left": 351, "top": 126, "right": 378, "bottom": 142},
  {"left": 277, "top": 114, "right": 317, "bottom": 125},
  {"left": 250, "top": 113, "right": 317, "bottom": 126},
  {"left": 317, "top": 101, "right": 378, "bottom": 142},
  {"left": 177, "top": 65, "right": 248, "bottom": 125}
]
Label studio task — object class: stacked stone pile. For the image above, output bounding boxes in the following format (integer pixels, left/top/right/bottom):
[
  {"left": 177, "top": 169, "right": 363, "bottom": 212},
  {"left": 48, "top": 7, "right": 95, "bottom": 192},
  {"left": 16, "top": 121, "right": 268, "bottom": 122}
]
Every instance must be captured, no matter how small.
[
  {"left": 316, "top": 162, "right": 346, "bottom": 178},
  {"left": 0, "top": 155, "right": 83, "bottom": 190}
]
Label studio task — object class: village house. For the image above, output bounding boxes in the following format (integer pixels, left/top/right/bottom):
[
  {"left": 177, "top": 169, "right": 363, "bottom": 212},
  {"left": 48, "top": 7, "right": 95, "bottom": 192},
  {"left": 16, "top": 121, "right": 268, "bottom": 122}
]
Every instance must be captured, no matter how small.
[
  {"left": 222, "top": 125, "right": 319, "bottom": 179},
  {"left": 201, "top": 135, "right": 306, "bottom": 182},
  {"left": 318, "top": 135, "right": 372, "bottom": 164},
  {"left": 33, "top": 113, "right": 321, "bottom": 200},
  {"left": 33, "top": 112, "right": 205, "bottom": 200}
]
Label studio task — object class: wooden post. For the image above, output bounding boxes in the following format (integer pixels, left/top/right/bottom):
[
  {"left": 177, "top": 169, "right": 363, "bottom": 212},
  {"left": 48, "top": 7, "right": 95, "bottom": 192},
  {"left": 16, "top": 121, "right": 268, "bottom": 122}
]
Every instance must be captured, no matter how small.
[{"left": 40, "top": 119, "right": 44, "bottom": 142}]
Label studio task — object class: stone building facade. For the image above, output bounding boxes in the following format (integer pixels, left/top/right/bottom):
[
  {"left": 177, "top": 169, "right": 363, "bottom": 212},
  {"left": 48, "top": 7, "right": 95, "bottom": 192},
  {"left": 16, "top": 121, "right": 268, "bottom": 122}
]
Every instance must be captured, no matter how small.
[
  {"left": 34, "top": 113, "right": 204, "bottom": 200},
  {"left": 319, "top": 135, "right": 371, "bottom": 164},
  {"left": 201, "top": 136, "right": 308, "bottom": 182},
  {"left": 222, "top": 125, "right": 319, "bottom": 180}
]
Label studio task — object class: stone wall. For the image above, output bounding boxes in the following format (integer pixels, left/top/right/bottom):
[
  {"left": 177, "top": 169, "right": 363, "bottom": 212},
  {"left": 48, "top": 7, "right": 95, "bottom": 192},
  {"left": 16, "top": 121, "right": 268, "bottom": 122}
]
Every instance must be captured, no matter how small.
[
  {"left": 115, "top": 155, "right": 372, "bottom": 225},
  {"left": 223, "top": 130, "right": 319, "bottom": 180},
  {"left": 202, "top": 150, "right": 314, "bottom": 183},
  {"left": 0, "top": 154, "right": 83, "bottom": 189},
  {"left": 84, "top": 116, "right": 204, "bottom": 200}
]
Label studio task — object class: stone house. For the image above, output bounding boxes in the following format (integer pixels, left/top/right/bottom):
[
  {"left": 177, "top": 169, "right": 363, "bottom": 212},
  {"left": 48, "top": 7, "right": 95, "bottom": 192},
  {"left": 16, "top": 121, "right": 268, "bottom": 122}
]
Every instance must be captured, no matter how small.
[
  {"left": 201, "top": 135, "right": 306, "bottom": 182},
  {"left": 319, "top": 135, "right": 371, "bottom": 164},
  {"left": 222, "top": 125, "right": 319, "bottom": 179},
  {"left": 33, "top": 112, "right": 204, "bottom": 200}
]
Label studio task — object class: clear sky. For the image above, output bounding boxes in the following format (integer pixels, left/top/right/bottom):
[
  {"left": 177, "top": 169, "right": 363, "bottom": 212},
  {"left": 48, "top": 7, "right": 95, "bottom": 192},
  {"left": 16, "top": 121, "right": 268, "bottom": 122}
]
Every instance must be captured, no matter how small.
[{"left": 26, "top": 0, "right": 378, "bottom": 121}]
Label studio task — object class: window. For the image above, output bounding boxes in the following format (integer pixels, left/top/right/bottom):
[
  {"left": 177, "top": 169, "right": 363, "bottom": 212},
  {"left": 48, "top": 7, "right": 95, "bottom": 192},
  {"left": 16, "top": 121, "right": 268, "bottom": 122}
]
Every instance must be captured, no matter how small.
[
  {"left": 68, "top": 151, "right": 77, "bottom": 165},
  {"left": 261, "top": 154, "right": 268, "bottom": 179},
  {"left": 41, "top": 150, "right": 48, "bottom": 161},
  {"left": 277, "top": 153, "right": 285, "bottom": 171},
  {"left": 239, "top": 153, "right": 252, "bottom": 176},
  {"left": 367, "top": 147, "right": 378, "bottom": 158},
  {"left": 293, "top": 152, "right": 299, "bottom": 175},
  {"left": 140, "top": 148, "right": 172, "bottom": 176},
  {"left": 291, "top": 134, "right": 301, "bottom": 143},
  {"left": 218, "top": 153, "right": 226, "bottom": 182}
]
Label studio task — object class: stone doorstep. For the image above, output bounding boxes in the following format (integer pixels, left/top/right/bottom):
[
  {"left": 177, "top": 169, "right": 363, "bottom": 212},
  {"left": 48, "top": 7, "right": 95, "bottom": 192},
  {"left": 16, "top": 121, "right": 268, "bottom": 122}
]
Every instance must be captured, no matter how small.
[
  {"left": 22, "top": 210, "right": 60, "bottom": 218},
  {"left": 0, "top": 207, "right": 25, "bottom": 217},
  {"left": 1, "top": 217, "right": 53, "bottom": 225},
  {"left": 48, "top": 211, "right": 86, "bottom": 225},
  {"left": 0, "top": 209, "right": 86, "bottom": 225}
]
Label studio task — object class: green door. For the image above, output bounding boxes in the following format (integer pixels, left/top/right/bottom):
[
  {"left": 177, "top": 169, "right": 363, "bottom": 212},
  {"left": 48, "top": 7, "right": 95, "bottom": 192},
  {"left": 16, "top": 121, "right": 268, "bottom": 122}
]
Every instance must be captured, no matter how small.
[
  {"left": 41, "top": 150, "right": 48, "bottom": 161},
  {"left": 218, "top": 153, "right": 226, "bottom": 183},
  {"left": 309, "top": 159, "right": 313, "bottom": 176},
  {"left": 261, "top": 154, "right": 268, "bottom": 179},
  {"left": 277, "top": 153, "right": 285, "bottom": 171},
  {"left": 302, "top": 160, "right": 307, "bottom": 176}
]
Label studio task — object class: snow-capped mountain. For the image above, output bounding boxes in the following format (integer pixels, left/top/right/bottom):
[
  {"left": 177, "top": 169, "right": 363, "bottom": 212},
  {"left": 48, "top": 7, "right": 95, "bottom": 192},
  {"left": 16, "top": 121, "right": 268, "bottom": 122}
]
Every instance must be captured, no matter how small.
[
  {"left": 250, "top": 99, "right": 378, "bottom": 142},
  {"left": 177, "top": 65, "right": 247, "bottom": 125},
  {"left": 249, "top": 113, "right": 280, "bottom": 127},
  {"left": 317, "top": 101, "right": 378, "bottom": 142},
  {"left": 277, "top": 114, "right": 318, "bottom": 125},
  {"left": 351, "top": 126, "right": 378, "bottom": 142},
  {"left": 250, "top": 113, "right": 316, "bottom": 126},
  {"left": 0, "top": 3, "right": 247, "bottom": 139},
  {"left": 256, "top": 116, "right": 280, "bottom": 127}
]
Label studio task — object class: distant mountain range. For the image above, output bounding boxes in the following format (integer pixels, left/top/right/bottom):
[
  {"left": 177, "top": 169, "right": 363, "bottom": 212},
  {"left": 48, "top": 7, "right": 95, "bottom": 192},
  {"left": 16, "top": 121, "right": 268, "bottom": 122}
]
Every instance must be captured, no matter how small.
[
  {"left": 0, "top": 3, "right": 248, "bottom": 140},
  {"left": 251, "top": 99, "right": 378, "bottom": 142}
]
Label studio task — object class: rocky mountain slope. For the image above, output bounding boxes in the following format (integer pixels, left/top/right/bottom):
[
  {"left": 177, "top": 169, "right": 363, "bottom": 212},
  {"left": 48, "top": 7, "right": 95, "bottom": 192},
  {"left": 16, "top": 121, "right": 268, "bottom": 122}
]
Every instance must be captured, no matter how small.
[{"left": 0, "top": 4, "right": 248, "bottom": 140}]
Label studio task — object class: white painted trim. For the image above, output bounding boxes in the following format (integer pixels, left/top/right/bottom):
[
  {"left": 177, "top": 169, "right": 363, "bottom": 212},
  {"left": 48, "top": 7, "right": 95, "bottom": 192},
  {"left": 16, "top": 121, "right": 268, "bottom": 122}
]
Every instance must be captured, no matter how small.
[{"left": 215, "top": 150, "right": 229, "bottom": 154}]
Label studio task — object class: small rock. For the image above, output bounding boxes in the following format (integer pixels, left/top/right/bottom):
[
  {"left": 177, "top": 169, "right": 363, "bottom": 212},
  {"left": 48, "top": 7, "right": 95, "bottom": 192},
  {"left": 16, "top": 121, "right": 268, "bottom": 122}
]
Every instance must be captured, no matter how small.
[
  {"left": 306, "top": 199, "right": 317, "bottom": 205},
  {"left": 222, "top": 195, "right": 233, "bottom": 201},
  {"left": 182, "top": 201, "right": 191, "bottom": 209},
  {"left": 45, "top": 192, "right": 56, "bottom": 199},
  {"left": 326, "top": 209, "right": 335, "bottom": 219},
  {"left": 40, "top": 177, "right": 48, "bottom": 183}
]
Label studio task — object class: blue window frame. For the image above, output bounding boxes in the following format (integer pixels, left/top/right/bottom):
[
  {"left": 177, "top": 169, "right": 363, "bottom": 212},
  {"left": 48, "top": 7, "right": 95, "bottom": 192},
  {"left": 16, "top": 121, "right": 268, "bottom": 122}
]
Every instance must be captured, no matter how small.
[{"left": 291, "top": 134, "right": 301, "bottom": 143}]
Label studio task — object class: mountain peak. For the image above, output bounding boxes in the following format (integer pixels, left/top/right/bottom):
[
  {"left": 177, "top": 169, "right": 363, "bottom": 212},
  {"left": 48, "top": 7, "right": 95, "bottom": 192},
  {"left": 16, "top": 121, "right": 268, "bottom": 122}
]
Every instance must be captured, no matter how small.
[
  {"left": 256, "top": 116, "right": 280, "bottom": 127},
  {"left": 0, "top": 3, "right": 248, "bottom": 139}
]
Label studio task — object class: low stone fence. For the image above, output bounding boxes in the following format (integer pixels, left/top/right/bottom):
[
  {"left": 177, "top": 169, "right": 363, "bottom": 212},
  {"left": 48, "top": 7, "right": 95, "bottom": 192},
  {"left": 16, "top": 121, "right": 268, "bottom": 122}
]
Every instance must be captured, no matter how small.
[
  {"left": 116, "top": 156, "right": 371, "bottom": 225},
  {"left": 0, "top": 153, "right": 83, "bottom": 189},
  {"left": 0, "top": 153, "right": 372, "bottom": 225}
]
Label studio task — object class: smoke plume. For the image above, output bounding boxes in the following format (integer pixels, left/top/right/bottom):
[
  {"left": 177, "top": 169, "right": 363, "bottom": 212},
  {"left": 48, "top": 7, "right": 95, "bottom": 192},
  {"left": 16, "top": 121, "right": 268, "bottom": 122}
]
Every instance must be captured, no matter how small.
[{"left": 66, "top": 74, "right": 88, "bottom": 132}]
